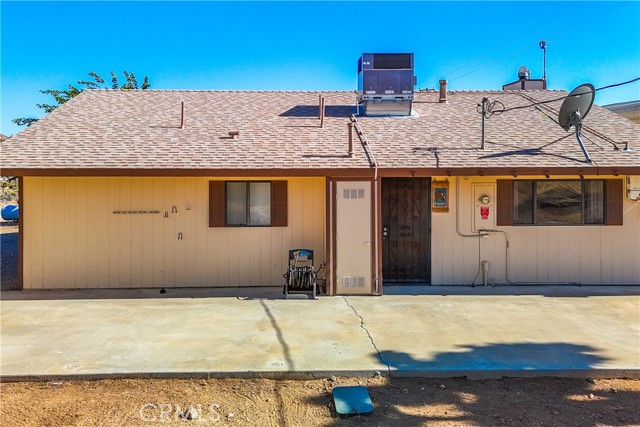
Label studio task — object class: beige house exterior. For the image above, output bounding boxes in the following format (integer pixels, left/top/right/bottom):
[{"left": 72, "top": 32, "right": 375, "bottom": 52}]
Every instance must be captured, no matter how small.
[
  {"left": 21, "top": 176, "right": 325, "bottom": 289},
  {"left": 2, "top": 89, "right": 639, "bottom": 293}
]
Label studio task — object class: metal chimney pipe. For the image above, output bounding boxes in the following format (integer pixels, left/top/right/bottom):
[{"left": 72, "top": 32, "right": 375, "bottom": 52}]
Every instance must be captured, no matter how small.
[
  {"left": 180, "top": 102, "right": 185, "bottom": 129},
  {"left": 480, "top": 97, "right": 488, "bottom": 150},
  {"left": 348, "top": 122, "right": 354, "bottom": 157},
  {"left": 319, "top": 95, "right": 326, "bottom": 128},
  {"left": 439, "top": 80, "right": 448, "bottom": 103}
]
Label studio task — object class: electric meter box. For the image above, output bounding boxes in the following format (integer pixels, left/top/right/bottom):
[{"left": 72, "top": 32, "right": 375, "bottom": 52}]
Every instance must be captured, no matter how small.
[{"left": 472, "top": 183, "right": 496, "bottom": 231}]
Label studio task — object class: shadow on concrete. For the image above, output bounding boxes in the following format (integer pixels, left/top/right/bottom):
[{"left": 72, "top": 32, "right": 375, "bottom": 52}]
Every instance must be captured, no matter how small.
[
  {"left": 378, "top": 342, "right": 610, "bottom": 373},
  {"left": 4, "top": 284, "right": 638, "bottom": 300},
  {"left": 0, "top": 286, "right": 288, "bottom": 301},
  {"left": 259, "top": 300, "right": 295, "bottom": 371},
  {"left": 383, "top": 285, "right": 640, "bottom": 298},
  {"left": 304, "top": 344, "right": 638, "bottom": 427}
]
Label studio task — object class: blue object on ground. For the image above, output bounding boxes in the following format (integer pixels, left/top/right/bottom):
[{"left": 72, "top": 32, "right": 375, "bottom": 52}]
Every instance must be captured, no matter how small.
[
  {"left": 1, "top": 204, "right": 19, "bottom": 221},
  {"left": 332, "top": 385, "right": 374, "bottom": 417}
]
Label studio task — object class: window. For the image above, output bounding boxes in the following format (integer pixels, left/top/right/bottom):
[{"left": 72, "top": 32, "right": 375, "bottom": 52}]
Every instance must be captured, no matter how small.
[
  {"left": 513, "top": 180, "right": 603, "bottom": 225},
  {"left": 209, "top": 181, "right": 287, "bottom": 227},
  {"left": 497, "top": 179, "right": 623, "bottom": 226},
  {"left": 226, "top": 182, "right": 271, "bottom": 226}
]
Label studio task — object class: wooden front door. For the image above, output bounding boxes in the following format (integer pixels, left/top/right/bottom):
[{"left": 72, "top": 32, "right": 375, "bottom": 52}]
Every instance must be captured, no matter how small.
[{"left": 382, "top": 178, "right": 431, "bottom": 284}]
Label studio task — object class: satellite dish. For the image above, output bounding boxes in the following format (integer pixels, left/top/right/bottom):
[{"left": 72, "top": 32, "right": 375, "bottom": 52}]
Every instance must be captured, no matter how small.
[{"left": 558, "top": 83, "right": 595, "bottom": 163}]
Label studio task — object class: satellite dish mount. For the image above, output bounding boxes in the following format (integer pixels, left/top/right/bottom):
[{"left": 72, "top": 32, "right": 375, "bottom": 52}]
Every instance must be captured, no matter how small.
[{"left": 558, "top": 83, "right": 595, "bottom": 163}]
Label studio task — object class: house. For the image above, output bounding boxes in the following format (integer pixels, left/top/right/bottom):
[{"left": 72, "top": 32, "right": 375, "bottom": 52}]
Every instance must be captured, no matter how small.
[
  {"left": 2, "top": 77, "right": 639, "bottom": 293},
  {"left": 604, "top": 100, "right": 640, "bottom": 124}
]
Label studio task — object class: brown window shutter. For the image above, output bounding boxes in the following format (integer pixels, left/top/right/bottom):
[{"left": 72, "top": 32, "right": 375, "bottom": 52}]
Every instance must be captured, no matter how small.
[
  {"left": 496, "top": 179, "right": 513, "bottom": 226},
  {"left": 271, "top": 181, "right": 288, "bottom": 227},
  {"left": 209, "top": 181, "right": 225, "bottom": 227},
  {"left": 605, "top": 179, "right": 623, "bottom": 225}
]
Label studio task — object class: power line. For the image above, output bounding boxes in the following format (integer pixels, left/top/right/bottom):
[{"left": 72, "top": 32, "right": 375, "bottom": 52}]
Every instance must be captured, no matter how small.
[
  {"left": 422, "top": 1, "right": 630, "bottom": 89},
  {"left": 498, "top": 77, "right": 640, "bottom": 113},
  {"left": 545, "top": 1, "right": 628, "bottom": 41},
  {"left": 479, "top": 78, "right": 639, "bottom": 151},
  {"left": 419, "top": 3, "right": 579, "bottom": 89},
  {"left": 595, "top": 77, "right": 640, "bottom": 92}
]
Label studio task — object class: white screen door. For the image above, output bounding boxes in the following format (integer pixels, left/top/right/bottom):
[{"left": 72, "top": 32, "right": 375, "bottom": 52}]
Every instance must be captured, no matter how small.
[{"left": 335, "top": 181, "right": 372, "bottom": 294}]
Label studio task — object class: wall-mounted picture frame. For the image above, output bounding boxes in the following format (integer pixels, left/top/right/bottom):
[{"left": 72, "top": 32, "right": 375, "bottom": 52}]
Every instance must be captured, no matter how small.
[{"left": 432, "top": 180, "right": 449, "bottom": 212}]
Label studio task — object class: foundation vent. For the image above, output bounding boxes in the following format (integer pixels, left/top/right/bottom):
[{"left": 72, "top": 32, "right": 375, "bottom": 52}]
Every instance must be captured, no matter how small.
[{"left": 342, "top": 276, "right": 366, "bottom": 288}]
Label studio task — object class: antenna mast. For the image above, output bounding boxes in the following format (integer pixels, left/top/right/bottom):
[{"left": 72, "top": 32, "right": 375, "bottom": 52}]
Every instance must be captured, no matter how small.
[{"left": 539, "top": 41, "right": 547, "bottom": 88}]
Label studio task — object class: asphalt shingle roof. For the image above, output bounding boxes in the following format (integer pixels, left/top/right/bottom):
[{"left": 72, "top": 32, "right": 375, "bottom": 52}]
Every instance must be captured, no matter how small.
[{"left": 1, "top": 89, "right": 638, "bottom": 174}]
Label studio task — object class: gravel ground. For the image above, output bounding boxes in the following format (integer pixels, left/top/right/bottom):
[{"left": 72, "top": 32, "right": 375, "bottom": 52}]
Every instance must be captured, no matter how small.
[
  {"left": 1, "top": 220, "right": 19, "bottom": 291},
  {"left": 2, "top": 377, "right": 639, "bottom": 427}
]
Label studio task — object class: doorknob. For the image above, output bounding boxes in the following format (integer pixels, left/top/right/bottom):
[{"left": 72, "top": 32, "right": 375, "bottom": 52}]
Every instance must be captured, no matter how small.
[
  {"left": 365, "top": 241, "right": 370, "bottom": 246},
  {"left": 382, "top": 225, "right": 389, "bottom": 239}
]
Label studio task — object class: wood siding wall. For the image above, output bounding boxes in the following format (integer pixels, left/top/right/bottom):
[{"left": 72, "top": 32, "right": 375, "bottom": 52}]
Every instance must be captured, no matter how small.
[
  {"left": 22, "top": 177, "right": 325, "bottom": 289},
  {"left": 431, "top": 175, "right": 640, "bottom": 285}
]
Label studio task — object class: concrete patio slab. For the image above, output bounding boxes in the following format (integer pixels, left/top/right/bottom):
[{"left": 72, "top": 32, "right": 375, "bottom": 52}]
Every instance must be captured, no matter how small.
[{"left": 1, "top": 286, "right": 639, "bottom": 380}]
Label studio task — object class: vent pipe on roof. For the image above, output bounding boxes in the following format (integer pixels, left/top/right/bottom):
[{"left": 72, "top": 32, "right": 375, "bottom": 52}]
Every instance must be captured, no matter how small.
[
  {"left": 480, "top": 97, "right": 488, "bottom": 150},
  {"left": 180, "top": 102, "right": 186, "bottom": 129},
  {"left": 439, "top": 80, "right": 448, "bottom": 103},
  {"left": 348, "top": 122, "right": 354, "bottom": 157},
  {"left": 319, "top": 95, "right": 326, "bottom": 128},
  {"left": 517, "top": 66, "right": 531, "bottom": 81}
]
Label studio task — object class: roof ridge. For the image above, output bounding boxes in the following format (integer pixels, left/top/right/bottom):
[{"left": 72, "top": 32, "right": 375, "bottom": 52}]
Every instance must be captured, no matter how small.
[
  {"left": 415, "top": 89, "right": 567, "bottom": 94},
  {"left": 85, "top": 88, "right": 358, "bottom": 93}
]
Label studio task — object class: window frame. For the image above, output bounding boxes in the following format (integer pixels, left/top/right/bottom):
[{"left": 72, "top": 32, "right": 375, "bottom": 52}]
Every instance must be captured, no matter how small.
[
  {"left": 209, "top": 180, "right": 288, "bottom": 228},
  {"left": 512, "top": 179, "right": 605, "bottom": 226},
  {"left": 225, "top": 181, "right": 272, "bottom": 227},
  {"left": 497, "top": 179, "right": 622, "bottom": 227}
]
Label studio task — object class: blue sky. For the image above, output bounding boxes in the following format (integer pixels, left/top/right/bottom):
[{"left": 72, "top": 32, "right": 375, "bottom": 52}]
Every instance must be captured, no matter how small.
[{"left": 1, "top": 1, "right": 639, "bottom": 136}]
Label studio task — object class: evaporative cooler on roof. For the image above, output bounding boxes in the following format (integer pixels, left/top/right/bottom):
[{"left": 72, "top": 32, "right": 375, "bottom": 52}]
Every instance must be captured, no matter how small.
[{"left": 357, "top": 53, "right": 416, "bottom": 116}]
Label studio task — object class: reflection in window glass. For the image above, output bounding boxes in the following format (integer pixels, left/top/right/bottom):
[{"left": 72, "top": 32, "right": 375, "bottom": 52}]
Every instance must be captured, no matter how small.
[
  {"left": 249, "top": 183, "right": 271, "bottom": 226},
  {"left": 584, "top": 180, "right": 604, "bottom": 224},
  {"left": 513, "top": 180, "right": 606, "bottom": 226},
  {"left": 514, "top": 181, "right": 534, "bottom": 224},
  {"left": 536, "top": 181, "right": 582, "bottom": 224},
  {"left": 226, "top": 182, "right": 247, "bottom": 225}
]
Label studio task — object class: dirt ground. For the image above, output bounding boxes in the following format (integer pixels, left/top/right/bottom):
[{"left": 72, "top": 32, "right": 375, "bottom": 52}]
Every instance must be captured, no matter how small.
[{"left": 1, "top": 376, "right": 639, "bottom": 427}]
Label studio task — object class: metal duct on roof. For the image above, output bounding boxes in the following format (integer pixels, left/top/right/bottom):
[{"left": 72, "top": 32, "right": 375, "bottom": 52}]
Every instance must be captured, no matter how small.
[{"left": 357, "top": 53, "right": 416, "bottom": 116}]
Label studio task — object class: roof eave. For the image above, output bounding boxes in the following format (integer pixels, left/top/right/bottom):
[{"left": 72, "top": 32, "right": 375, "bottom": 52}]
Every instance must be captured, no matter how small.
[{"left": 5, "top": 165, "right": 639, "bottom": 178}]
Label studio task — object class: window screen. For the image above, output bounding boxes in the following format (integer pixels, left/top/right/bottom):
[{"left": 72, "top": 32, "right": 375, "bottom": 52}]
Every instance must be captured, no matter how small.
[
  {"left": 226, "top": 182, "right": 272, "bottom": 226},
  {"left": 249, "top": 182, "right": 271, "bottom": 226},
  {"left": 513, "top": 180, "right": 605, "bottom": 225}
]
